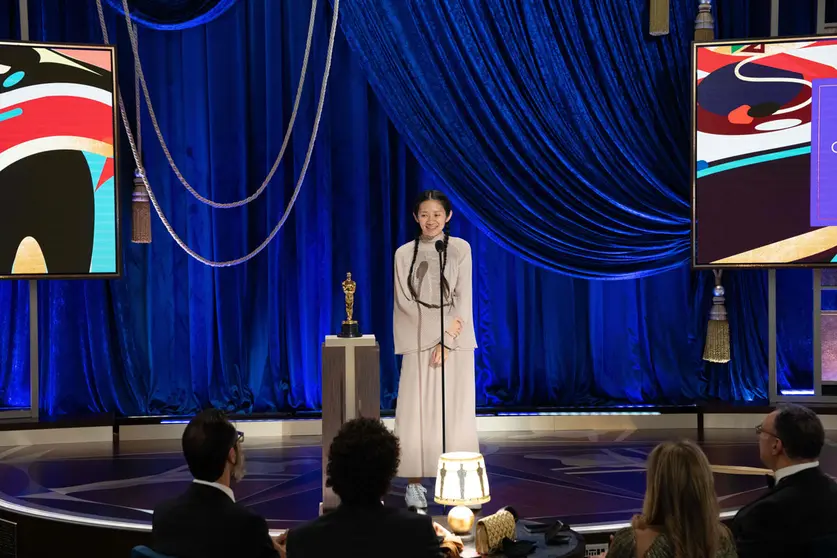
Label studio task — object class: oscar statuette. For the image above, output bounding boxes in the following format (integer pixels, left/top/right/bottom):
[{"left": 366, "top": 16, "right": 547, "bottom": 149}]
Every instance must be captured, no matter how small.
[{"left": 337, "top": 272, "right": 361, "bottom": 338}]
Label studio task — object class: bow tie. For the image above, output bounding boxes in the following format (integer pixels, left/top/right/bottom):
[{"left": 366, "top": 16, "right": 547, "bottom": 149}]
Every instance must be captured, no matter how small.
[{"left": 765, "top": 474, "right": 775, "bottom": 489}]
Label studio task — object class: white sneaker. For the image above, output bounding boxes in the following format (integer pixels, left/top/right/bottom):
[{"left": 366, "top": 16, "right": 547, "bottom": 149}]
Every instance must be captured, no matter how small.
[{"left": 405, "top": 483, "right": 428, "bottom": 509}]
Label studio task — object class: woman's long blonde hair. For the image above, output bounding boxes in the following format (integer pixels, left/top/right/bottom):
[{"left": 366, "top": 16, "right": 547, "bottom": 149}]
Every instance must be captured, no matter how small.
[{"left": 637, "top": 440, "right": 725, "bottom": 558}]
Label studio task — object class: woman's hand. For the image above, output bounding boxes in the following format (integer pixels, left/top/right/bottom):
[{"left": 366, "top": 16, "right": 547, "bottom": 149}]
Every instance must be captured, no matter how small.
[
  {"left": 445, "top": 317, "right": 464, "bottom": 339},
  {"left": 431, "top": 344, "right": 449, "bottom": 365}
]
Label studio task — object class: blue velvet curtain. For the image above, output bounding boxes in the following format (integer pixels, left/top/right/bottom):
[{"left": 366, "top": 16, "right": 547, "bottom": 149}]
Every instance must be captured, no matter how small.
[
  {"left": 714, "top": 0, "right": 770, "bottom": 39},
  {"left": 0, "top": 0, "right": 819, "bottom": 416},
  {"left": 336, "top": 0, "right": 693, "bottom": 280}
]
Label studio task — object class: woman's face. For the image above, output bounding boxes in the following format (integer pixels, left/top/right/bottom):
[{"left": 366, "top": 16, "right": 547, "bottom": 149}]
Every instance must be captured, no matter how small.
[{"left": 414, "top": 200, "right": 451, "bottom": 238}]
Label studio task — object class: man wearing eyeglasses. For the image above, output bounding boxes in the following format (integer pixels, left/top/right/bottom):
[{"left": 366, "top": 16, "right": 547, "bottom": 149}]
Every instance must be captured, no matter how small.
[
  {"left": 732, "top": 404, "right": 837, "bottom": 557},
  {"left": 152, "top": 409, "right": 284, "bottom": 558}
]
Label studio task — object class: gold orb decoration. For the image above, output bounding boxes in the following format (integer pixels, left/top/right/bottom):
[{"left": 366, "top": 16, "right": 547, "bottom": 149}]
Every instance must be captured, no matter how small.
[{"left": 447, "top": 505, "right": 475, "bottom": 535}]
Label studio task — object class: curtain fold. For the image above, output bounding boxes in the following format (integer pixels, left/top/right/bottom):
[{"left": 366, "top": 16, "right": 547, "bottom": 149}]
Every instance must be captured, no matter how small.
[{"left": 334, "top": 0, "right": 695, "bottom": 280}]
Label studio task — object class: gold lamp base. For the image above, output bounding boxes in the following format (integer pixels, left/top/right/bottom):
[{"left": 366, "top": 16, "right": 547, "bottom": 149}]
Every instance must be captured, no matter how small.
[{"left": 447, "top": 505, "right": 475, "bottom": 538}]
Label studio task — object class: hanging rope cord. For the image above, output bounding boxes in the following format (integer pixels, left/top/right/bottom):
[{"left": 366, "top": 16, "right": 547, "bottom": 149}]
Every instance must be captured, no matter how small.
[
  {"left": 134, "top": 21, "right": 141, "bottom": 161},
  {"left": 117, "top": 0, "right": 318, "bottom": 208},
  {"left": 94, "top": 0, "right": 338, "bottom": 267}
]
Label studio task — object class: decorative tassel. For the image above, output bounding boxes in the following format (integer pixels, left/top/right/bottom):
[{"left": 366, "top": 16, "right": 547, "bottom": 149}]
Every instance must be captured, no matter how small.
[
  {"left": 703, "top": 269, "right": 730, "bottom": 363},
  {"left": 694, "top": 0, "right": 714, "bottom": 42},
  {"left": 131, "top": 168, "right": 151, "bottom": 244},
  {"left": 649, "top": 0, "right": 670, "bottom": 36}
]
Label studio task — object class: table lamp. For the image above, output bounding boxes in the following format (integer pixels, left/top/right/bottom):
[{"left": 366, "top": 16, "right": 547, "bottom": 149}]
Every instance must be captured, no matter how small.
[{"left": 434, "top": 452, "right": 490, "bottom": 540}]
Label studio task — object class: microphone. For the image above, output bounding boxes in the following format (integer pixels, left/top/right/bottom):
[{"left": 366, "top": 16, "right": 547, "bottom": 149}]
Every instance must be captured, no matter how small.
[{"left": 435, "top": 237, "right": 447, "bottom": 457}]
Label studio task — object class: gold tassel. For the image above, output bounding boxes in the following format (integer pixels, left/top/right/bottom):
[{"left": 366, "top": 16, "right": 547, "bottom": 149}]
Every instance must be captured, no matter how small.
[
  {"left": 650, "top": 0, "right": 670, "bottom": 36},
  {"left": 131, "top": 168, "right": 151, "bottom": 244},
  {"left": 703, "top": 270, "right": 730, "bottom": 363},
  {"left": 694, "top": 0, "right": 714, "bottom": 42}
]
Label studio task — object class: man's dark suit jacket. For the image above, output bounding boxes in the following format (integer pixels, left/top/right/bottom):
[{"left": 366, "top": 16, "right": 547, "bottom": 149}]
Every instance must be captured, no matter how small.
[
  {"left": 286, "top": 503, "right": 442, "bottom": 558},
  {"left": 733, "top": 466, "right": 837, "bottom": 558},
  {"left": 152, "top": 482, "right": 279, "bottom": 558}
]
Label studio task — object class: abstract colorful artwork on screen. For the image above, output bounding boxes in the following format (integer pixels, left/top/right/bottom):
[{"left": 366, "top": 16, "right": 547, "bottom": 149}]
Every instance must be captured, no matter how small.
[
  {"left": 693, "top": 38, "right": 837, "bottom": 266},
  {"left": 0, "top": 43, "right": 117, "bottom": 277}
]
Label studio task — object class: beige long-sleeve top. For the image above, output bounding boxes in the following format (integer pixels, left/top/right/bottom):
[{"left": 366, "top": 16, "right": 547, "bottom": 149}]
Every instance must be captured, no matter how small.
[{"left": 393, "top": 234, "right": 477, "bottom": 355}]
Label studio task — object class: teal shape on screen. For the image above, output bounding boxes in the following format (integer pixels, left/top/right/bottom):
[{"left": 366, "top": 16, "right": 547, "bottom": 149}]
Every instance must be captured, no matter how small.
[{"left": 3, "top": 71, "right": 24, "bottom": 88}]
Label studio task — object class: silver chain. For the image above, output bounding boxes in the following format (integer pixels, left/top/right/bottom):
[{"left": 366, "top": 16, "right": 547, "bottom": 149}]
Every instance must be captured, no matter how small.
[
  {"left": 95, "top": 0, "right": 338, "bottom": 266},
  {"left": 117, "top": 0, "right": 318, "bottom": 208}
]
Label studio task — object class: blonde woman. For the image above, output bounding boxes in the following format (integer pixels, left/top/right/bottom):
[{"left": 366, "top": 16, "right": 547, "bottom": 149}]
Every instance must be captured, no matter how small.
[{"left": 605, "top": 440, "right": 737, "bottom": 558}]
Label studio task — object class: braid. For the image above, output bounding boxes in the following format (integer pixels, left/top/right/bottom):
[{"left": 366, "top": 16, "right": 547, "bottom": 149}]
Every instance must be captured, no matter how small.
[
  {"left": 404, "top": 228, "right": 451, "bottom": 309},
  {"left": 441, "top": 225, "right": 451, "bottom": 300},
  {"left": 407, "top": 233, "right": 421, "bottom": 302}
]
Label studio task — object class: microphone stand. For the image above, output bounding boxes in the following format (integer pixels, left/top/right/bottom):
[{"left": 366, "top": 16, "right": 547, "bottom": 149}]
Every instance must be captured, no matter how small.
[{"left": 435, "top": 240, "right": 447, "bottom": 455}]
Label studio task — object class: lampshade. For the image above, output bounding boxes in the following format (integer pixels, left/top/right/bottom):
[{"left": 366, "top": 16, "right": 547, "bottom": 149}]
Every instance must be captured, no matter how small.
[{"left": 434, "top": 452, "right": 490, "bottom": 506}]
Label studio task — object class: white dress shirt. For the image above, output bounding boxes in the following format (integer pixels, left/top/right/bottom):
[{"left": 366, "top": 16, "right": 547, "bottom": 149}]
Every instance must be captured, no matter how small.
[{"left": 774, "top": 460, "right": 819, "bottom": 485}]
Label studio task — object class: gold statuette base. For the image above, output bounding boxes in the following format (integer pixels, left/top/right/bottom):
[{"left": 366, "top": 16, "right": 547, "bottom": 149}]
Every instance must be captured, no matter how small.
[{"left": 338, "top": 321, "right": 361, "bottom": 338}]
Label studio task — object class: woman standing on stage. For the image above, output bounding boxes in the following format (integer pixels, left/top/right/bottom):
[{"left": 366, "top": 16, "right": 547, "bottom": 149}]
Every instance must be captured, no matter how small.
[{"left": 393, "top": 190, "right": 479, "bottom": 509}]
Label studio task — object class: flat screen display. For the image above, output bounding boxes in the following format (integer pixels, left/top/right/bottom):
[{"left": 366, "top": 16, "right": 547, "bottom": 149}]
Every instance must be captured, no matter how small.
[
  {"left": 0, "top": 41, "right": 119, "bottom": 279},
  {"left": 692, "top": 35, "right": 837, "bottom": 268}
]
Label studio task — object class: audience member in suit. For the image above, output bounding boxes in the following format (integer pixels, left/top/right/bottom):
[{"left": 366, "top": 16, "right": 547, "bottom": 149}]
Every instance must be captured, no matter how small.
[
  {"left": 605, "top": 440, "right": 737, "bottom": 558},
  {"left": 733, "top": 404, "right": 837, "bottom": 557},
  {"left": 281, "top": 417, "right": 442, "bottom": 558},
  {"left": 152, "top": 409, "right": 283, "bottom": 558}
]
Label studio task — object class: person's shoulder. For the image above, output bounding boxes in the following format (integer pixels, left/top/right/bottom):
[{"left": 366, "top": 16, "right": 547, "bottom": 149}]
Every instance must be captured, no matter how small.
[
  {"left": 718, "top": 523, "right": 736, "bottom": 547},
  {"left": 320, "top": 506, "right": 432, "bottom": 533},
  {"left": 385, "top": 507, "right": 434, "bottom": 524},
  {"left": 605, "top": 526, "right": 637, "bottom": 556},
  {"left": 379, "top": 508, "right": 437, "bottom": 538},
  {"left": 204, "top": 499, "right": 268, "bottom": 534},
  {"left": 446, "top": 237, "right": 471, "bottom": 260},
  {"left": 289, "top": 509, "right": 338, "bottom": 535},
  {"left": 802, "top": 469, "right": 837, "bottom": 506},
  {"left": 396, "top": 240, "right": 417, "bottom": 258},
  {"left": 447, "top": 236, "right": 471, "bottom": 250},
  {"left": 152, "top": 487, "right": 193, "bottom": 517},
  {"left": 152, "top": 495, "right": 178, "bottom": 520},
  {"left": 286, "top": 510, "right": 346, "bottom": 549},
  {"left": 286, "top": 518, "right": 317, "bottom": 543},
  {"left": 611, "top": 526, "right": 636, "bottom": 541},
  {"left": 231, "top": 501, "right": 268, "bottom": 522},
  {"left": 734, "top": 487, "right": 786, "bottom": 530},
  {"left": 817, "top": 468, "right": 837, "bottom": 487}
]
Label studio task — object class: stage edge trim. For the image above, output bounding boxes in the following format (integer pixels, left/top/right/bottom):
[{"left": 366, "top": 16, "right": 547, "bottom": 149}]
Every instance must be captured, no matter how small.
[{"left": 0, "top": 495, "right": 739, "bottom": 536}]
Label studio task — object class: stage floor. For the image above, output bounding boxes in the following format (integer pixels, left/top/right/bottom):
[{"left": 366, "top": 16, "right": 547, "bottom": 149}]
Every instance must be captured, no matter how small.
[{"left": 0, "top": 428, "right": 826, "bottom": 530}]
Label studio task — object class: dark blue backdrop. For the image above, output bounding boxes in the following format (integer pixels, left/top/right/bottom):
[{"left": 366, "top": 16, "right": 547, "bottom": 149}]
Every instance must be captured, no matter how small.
[{"left": 0, "top": 0, "right": 821, "bottom": 416}]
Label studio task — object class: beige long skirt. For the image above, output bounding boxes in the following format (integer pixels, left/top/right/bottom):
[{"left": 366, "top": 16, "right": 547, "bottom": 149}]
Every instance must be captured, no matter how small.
[{"left": 394, "top": 348, "right": 479, "bottom": 478}]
